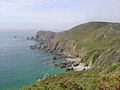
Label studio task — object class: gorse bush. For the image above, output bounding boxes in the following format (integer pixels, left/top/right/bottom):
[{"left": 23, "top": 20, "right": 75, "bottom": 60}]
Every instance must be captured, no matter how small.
[{"left": 20, "top": 62, "right": 120, "bottom": 90}]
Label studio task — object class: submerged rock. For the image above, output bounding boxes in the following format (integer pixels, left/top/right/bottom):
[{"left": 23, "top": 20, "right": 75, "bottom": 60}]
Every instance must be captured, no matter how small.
[
  {"left": 14, "top": 36, "right": 17, "bottom": 38},
  {"left": 53, "top": 57, "right": 57, "bottom": 60},
  {"left": 30, "top": 46, "right": 36, "bottom": 50}
]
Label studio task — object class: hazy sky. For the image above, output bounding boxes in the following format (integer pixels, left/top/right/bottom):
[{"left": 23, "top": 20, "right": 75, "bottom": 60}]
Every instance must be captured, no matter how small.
[{"left": 0, "top": 0, "right": 120, "bottom": 31}]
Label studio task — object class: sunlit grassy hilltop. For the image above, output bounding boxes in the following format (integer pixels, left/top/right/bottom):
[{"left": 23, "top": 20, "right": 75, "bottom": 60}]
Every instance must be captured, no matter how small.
[
  {"left": 48, "top": 22, "right": 120, "bottom": 66},
  {"left": 20, "top": 22, "right": 120, "bottom": 90}
]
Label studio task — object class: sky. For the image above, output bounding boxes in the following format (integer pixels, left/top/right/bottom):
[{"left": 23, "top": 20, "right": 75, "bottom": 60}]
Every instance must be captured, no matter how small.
[{"left": 0, "top": 0, "right": 120, "bottom": 31}]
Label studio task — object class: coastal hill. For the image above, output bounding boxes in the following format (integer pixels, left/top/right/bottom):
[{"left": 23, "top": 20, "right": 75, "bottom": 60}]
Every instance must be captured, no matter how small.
[
  {"left": 20, "top": 22, "right": 120, "bottom": 90},
  {"left": 36, "top": 22, "right": 120, "bottom": 67},
  {"left": 36, "top": 30, "right": 56, "bottom": 41}
]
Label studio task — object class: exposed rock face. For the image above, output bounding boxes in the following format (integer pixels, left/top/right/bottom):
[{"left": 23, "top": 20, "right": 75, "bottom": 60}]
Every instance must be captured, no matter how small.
[
  {"left": 46, "top": 40, "right": 77, "bottom": 58},
  {"left": 36, "top": 30, "right": 56, "bottom": 42},
  {"left": 55, "top": 57, "right": 90, "bottom": 71},
  {"left": 34, "top": 31, "right": 77, "bottom": 58},
  {"left": 33, "top": 22, "right": 120, "bottom": 67}
]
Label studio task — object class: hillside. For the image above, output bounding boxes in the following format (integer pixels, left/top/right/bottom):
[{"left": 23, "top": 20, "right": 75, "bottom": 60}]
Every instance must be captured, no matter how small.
[
  {"left": 20, "top": 22, "right": 120, "bottom": 90},
  {"left": 37, "top": 22, "right": 120, "bottom": 67},
  {"left": 20, "top": 62, "right": 120, "bottom": 90}
]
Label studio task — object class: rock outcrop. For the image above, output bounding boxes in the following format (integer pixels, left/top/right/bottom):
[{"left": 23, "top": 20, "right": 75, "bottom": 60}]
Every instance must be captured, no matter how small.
[
  {"left": 36, "top": 30, "right": 56, "bottom": 42},
  {"left": 33, "top": 22, "right": 120, "bottom": 67}
]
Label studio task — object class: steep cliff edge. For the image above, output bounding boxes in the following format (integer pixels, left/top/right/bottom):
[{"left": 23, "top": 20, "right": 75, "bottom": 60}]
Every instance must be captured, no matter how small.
[
  {"left": 20, "top": 22, "right": 120, "bottom": 90},
  {"left": 36, "top": 22, "right": 120, "bottom": 67},
  {"left": 36, "top": 30, "right": 56, "bottom": 42}
]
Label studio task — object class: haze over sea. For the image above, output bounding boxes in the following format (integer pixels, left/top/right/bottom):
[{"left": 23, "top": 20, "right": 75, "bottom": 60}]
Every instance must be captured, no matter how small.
[{"left": 0, "top": 30, "right": 64, "bottom": 90}]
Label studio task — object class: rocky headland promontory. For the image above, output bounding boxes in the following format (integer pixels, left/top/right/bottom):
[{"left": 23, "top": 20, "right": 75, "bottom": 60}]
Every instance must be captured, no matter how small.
[
  {"left": 30, "top": 22, "right": 120, "bottom": 71},
  {"left": 21, "top": 22, "right": 120, "bottom": 90},
  {"left": 30, "top": 30, "right": 91, "bottom": 71}
]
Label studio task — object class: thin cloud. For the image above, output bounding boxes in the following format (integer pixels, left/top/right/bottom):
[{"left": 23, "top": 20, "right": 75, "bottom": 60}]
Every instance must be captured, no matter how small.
[{"left": 0, "top": 0, "right": 120, "bottom": 31}]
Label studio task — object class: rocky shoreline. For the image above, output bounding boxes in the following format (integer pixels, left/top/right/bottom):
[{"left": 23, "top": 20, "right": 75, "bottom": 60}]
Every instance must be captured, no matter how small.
[
  {"left": 55, "top": 57, "right": 90, "bottom": 71},
  {"left": 30, "top": 38, "right": 90, "bottom": 71},
  {"left": 29, "top": 43, "right": 90, "bottom": 71},
  {"left": 37, "top": 57, "right": 91, "bottom": 82},
  {"left": 28, "top": 30, "right": 91, "bottom": 71}
]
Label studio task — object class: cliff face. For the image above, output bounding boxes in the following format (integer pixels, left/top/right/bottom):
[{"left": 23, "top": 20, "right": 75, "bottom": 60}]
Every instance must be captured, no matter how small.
[
  {"left": 36, "top": 30, "right": 56, "bottom": 42},
  {"left": 21, "top": 22, "right": 120, "bottom": 90},
  {"left": 36, "top": 22, "right": 120, "bottom": 67}
]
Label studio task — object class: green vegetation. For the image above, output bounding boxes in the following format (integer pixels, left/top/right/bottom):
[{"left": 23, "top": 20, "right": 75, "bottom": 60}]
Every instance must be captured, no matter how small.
[
  {"left": 20, "top": 22, "right": 120, "bottom": 90},
  {"left": 51, "top": 22, "right": 120, "bottom": 66},
  {"left": 20, "top": 62, "right": 120, "bottom": 90}
]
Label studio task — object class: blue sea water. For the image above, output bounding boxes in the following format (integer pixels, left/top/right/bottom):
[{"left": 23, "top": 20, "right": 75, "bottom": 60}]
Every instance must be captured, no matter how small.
[{"left": 0, "top": 31, "right": 64, "bottom": 90}]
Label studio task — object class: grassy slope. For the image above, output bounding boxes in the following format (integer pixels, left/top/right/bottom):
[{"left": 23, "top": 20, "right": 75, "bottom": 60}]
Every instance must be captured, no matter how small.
[
  {"left": 52, "top": 22, "right": 120, "bottom": 66},
  {"left": 20, "top": 22, "right": 120, "bottom": 90},
  {"left": 20, "top": 62, "right": 120, "bottom": 90}
]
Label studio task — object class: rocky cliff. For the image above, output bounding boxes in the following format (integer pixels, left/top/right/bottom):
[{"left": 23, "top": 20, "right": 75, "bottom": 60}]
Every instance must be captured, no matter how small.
[
  {"left": 36, "top": 30, "right": 56, "bottom": 42},
  {"left": 35, "top": 22, "right": 120, "bottom": 67},
  {"left": 21, "top": 22, "right": 120, "bottom": 90}
]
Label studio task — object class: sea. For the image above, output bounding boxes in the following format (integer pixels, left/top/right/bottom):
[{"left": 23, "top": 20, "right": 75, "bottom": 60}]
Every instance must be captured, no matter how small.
[{"left": 0, "top": 30, "right": 64, "bottom": 90}]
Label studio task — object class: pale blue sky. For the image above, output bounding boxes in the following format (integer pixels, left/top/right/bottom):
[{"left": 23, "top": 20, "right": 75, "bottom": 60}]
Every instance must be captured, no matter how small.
[{"left": 0, "top": 0, "right": 120, "bottom": 31}]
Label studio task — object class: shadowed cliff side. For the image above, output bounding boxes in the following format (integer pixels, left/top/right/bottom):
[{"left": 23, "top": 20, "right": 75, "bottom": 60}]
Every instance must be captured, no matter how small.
[
  {"left": 20, "top": 22, "right": 120, "bottom": 90},
  {"left": 35, "top": 22, "right": 120, "bottom": 67}
]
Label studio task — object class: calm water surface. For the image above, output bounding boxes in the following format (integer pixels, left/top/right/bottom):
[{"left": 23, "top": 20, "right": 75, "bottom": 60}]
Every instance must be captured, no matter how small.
[{"left": 0, "top": 31, "right": 64, "bottom": 90}]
